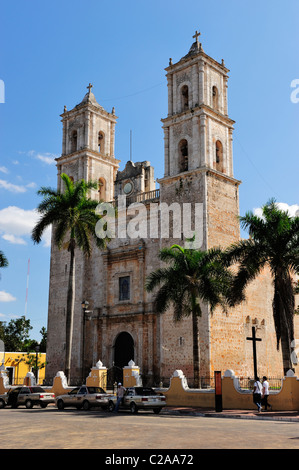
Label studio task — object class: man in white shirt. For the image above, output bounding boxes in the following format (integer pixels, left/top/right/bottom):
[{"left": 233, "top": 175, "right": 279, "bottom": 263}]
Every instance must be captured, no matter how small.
[
  {"left": 114, "top": 383, "right": 126, "bottom": 412},
  {"left": 262, "top": 376, "right": 272, "bottom": 411},
  {"left": 253, "top": 377, "right": 262, "bottom": 412}
]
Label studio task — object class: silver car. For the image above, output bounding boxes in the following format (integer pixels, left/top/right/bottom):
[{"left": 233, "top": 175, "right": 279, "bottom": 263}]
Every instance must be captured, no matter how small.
[
  {"left": 0, "top": 391, "right": 8, "bottom": 408},
  {"left": 1, "top": 386, "right": 55, "bottom": 408},
  {"left": 55, "top": 385, "right": 114, "bottom": 411},
  {"left": 108, "top": 386, "right": 166, "bottom": 414}
]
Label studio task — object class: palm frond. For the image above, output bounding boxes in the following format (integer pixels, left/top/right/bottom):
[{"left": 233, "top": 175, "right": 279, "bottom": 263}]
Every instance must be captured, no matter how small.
[{"left": 0, "top": 250, "right": 8, "bottom": 268}]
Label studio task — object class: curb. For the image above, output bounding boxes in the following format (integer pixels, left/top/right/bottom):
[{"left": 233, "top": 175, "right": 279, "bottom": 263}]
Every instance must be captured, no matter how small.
[{"left": 162, "top": 408, "right": 299, "bottom": 422}]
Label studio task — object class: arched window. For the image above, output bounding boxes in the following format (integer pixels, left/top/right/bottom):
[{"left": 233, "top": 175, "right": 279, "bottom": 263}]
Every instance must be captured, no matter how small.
[
  {"left": 98, "top": 178, "right": 106, "bottom": 201},
  {"left": 215, "top": 140, "right": 223, "bottom": 172},
  {"left": 181, "top": 85, "right": 189, "bottom": 111},
  {"left": 179, "top": 139, "right": 188, "bottom": 172},
  {"left": 98, "top": 131, "right": 105, "bottom": 153},
  {"left": 212, "top": 86, "right": 219, "bottom": 111},
  {"left": 71, "top": 130, "right": 77, "bottom": 153}
]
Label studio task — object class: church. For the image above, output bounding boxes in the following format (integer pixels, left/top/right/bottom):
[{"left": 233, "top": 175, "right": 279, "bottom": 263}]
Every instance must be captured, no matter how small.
[{"left": 45, "top": 32, "right": 284, "bottom": 385}]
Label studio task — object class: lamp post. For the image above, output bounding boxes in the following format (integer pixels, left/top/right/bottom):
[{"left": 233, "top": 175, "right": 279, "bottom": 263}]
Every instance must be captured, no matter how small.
[
  {"left": 81, "top": 300, "right": 91, "bottom": 382},
  {"left": 35, "top": 342, "right": 40, "bottom": 383}
]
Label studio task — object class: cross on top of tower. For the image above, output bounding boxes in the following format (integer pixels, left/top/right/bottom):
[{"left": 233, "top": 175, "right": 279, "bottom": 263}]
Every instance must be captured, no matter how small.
[
  {"left": 193, "top": 30, "right": 201, "bottom": 44},
  {"left": 87, "top": 83, "right": 93, "bottom": 93}
]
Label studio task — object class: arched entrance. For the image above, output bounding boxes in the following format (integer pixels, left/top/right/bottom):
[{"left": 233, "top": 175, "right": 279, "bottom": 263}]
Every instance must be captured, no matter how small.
[{"left": 114, "top": 332, "right": 134, "bottom": 369}]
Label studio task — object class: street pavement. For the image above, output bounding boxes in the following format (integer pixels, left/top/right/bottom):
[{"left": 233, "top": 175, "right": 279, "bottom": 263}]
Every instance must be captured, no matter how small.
[{"left": 1, "top": 405, "right": 299, "bottom": 450}]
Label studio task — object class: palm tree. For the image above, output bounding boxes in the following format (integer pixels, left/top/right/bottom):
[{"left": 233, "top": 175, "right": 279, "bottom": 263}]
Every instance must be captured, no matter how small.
[
  {"left": 145, "top": 244, "right": 233, "bottom": 387},
  {"left": 224, "top": 199, "right": 299, "bottom": 374},
  {"left": 0, "top": 250, "right": 8, "bottom": 268},
  {"left": 32, "top": 173, "right": 109, "bottom": 382}
]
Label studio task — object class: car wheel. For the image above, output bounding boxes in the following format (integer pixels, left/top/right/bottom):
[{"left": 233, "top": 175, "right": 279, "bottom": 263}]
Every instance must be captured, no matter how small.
[
  {"left": 108, "top": 401, "right": 115, "bottom": 412},
  {"left": 57, "top": 399, "right": 64, "bottom": 410},
  {"left": 25, "top": 399, "right": 33, "bottom": 409},
  {"left": 130, "top": 402, "right": 138, "bottom": 414},
  {"left": 153, "top": 407, "right": 162, "bottom": 414},
  {"left": 0, "top": 399, "right": 6, "bottom": 409},
  {"left": 82, "top": 400, "right": 91, "bottom": 411},
  {"left": 40, "top": 402, "right": 48, "bottom": 408}
]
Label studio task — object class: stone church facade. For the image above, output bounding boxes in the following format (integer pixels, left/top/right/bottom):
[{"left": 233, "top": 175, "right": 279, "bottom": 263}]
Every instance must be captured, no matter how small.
[{"left": 45, "top": 34, "right": 285, "bottom": 385}]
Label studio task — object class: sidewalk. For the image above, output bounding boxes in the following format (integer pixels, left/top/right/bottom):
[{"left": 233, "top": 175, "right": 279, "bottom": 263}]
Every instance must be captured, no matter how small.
[{"left": 163, "top": 406, "right": 299, "bottom": 422}]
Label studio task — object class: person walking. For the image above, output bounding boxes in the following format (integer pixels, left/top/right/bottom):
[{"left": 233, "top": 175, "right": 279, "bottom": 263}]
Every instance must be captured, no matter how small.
[
  {"left": 253, "top": 377, "right": 263, "bottom": 413},
  {"left": 262, "top": 376, "right": 272, "bottom": 411},
  {"left": 114, "top": 383, "right": 126, "bottom": 412}
]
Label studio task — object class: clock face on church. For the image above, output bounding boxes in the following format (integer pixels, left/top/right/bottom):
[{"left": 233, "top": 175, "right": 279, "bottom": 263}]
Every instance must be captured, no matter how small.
[{"left": 123, "top": 182, "right": 133, "bottom": 195}]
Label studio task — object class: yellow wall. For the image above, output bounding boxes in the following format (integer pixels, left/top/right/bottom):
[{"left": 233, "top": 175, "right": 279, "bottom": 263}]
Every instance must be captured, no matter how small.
[
  {"left": 1, "top": 351, "right": 46, "bottom": 385},
  {"left": 163, "top": 371, "right": 299, "bottom": 411}
]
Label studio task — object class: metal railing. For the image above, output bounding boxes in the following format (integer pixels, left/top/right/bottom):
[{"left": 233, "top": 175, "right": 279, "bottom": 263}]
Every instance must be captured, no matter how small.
[
  {"left": 110, "top": 189, "right": 160, "bottom": 207},
  {"left": 237, "top": 377, "right": 283, "bottom": 391}
]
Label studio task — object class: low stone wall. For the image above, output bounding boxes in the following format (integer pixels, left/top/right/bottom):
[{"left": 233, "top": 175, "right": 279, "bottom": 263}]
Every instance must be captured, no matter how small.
[
  {"left": 1, "top": 363, "right": 299, "bottom": 411},
  {"left": 163, "top": 369, "right": 299, "bottom": 411}
]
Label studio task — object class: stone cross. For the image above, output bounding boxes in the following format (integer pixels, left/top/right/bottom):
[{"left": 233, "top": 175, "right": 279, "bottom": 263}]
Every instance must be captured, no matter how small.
[
  {"left": 193, "top": 30, "right": 201, "bottom": 44},
  {"left": 87, "top": 83, "right": 93, "bottom": 93},
  {"left": 246, "top": 326, "right": 262, "bottom": 380}
]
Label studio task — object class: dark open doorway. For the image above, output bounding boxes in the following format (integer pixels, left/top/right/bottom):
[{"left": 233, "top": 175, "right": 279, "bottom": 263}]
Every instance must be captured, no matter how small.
[{"left": 114, "top": 332, "right": 134, "bottom": 368}]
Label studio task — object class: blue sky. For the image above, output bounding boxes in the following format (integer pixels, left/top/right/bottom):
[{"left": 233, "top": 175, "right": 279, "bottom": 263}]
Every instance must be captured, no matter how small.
[{"left": 0, "top": 0, "right": 298, "bottom": 341}]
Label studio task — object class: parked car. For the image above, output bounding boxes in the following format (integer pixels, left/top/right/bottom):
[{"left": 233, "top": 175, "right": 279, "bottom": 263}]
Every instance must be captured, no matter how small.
[
  {"left": 0, "top": 386, "right": 55, "bottom": 409},
  {"left": 55, "top": 385, "right": 114, "bottom": 410},
  {"left": 108, "top": 386, "right": 166, "bottom": 414},
  {"left": 0, "top": 391, "right": 9, "bottom": 408}
]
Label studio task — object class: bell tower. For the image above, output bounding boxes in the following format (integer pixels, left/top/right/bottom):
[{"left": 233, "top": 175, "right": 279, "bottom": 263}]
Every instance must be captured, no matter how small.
[
  {"left": 160, "top": 31, "right": 241, "bottom": 250},
  {"left": 56, "top": 83, "right": 120, "bottom": 201},
  {"left": 162, "top": 31, "right": 234, "bottom": 179}
]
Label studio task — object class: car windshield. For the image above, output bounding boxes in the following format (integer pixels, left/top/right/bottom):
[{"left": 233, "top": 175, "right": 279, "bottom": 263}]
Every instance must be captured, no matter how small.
[
  {"left": 87, "top": 387, "right": 106, "bottom": 394},
  {"left": 30, "top": 387, "right": 45, "bottom": 393},
  {"left": 135, "top": 387, "right": 157, "bottom": 396}
]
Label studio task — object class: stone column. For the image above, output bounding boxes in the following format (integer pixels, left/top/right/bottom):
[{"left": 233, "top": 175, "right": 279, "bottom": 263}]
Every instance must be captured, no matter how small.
[
  {"left": 164, "top": 127, "right": 170, "bottom": 177},
  {"left": 223, "top": 75, "right": 228, "bottom": 116},
  {"left": 85, "top": 111, "right": 90, "bottom": 149},
  {"left": 65, "top": 120, "right": 69, "bottom": 154},
  {"left": 173, "top": 74, "right": 177, "bottom": 114},
  {"left": 62, "top": 120, "right": 67, "bottom": 155},
  {"left": 198, "top": 61, "right": 205, "bottom": 105},
  {"left": 228, "top": 127, "right": 234, "bottom": 177},
  {"left": 191, "top": 116, "right": 200, "bottom": 170},
  {"left": 199, "top": 114, "right": 206, "bottom": 166},
  {"left": 192, "top": 63, "right": 199, "bottom": 106},
  {"left": 110, "top": 122, "right": 115, "bottom": 157},
  {"left": 167, "top": 74, "right": 173, "bottom": 116}
]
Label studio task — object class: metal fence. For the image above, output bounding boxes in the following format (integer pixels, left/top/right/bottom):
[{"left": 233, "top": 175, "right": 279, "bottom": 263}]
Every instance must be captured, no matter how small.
[
  {"left": 2, "top": 371, "right": 283, "bottom": 393},
  {"left": 237, "top": 377, "right": 283, "bottom": 391},
  {"left": 2, "top": 375, "right": 44, "bottom": 386},
  {"left": 140, "top": 375, "right": 215, "bottom": 390}
]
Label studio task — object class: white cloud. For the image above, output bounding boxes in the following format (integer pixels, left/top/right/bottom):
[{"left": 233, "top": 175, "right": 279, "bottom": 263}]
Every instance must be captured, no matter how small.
[
  {"left": 0, "top": 166, "right": 9, "bottom": 174},
  {"left": 0, "top": 291, "right": 16, "bottom": 302},
  {"left": 18, "top": 150, "right": 58, "bottom": 165},
  {"left": 0, "top": 206, "right": 51, "bottom": 247},
  {"left": 2, "top": 234, "right": 27, "bottom": 245},
  {"left": 254, "top": 202, "right": 299, "bottom": 218},
  {"left": 26, "top": 182, "right": 37, "bottom": 189},
  {"left": 0, "top": 179, "right": 27, "bottom": 193},
  {"left": 35, "top": 152, "right": 57, "bottom": 165}
]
